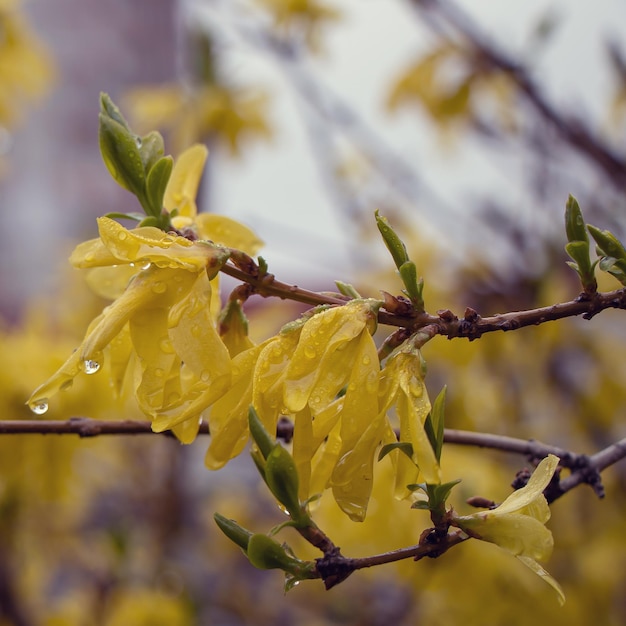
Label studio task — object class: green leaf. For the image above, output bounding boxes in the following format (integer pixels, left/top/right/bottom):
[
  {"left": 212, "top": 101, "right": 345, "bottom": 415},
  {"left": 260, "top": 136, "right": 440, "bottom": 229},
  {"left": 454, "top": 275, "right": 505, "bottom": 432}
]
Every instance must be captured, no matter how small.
[
  {"left": 410, "top": 501, "right": 432, "bottom": 510},
  {"left": 425, "top": 386, "right": 447, "bottom": 462},
  {"left": 103, "top": 212, "right": 145, "bottom": 222},
  {"left": 139, "top": 130, "right": 165, "bottom": 174},
  {"left": 145, "top": 155, "right": 173, "bottom": 217},
  {"left": 378, "top": 441, "right": 414, "bottom": 462},
  {"left": 431, "top": 479, "right": 462, "bottom": 506}
]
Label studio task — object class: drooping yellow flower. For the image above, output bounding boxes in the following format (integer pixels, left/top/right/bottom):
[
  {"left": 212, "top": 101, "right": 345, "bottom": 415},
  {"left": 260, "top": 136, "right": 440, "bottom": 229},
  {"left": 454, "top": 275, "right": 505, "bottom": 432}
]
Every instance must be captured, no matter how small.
[
  {"left": 377, "top": 340, "right": 441, "bottom": 493},
  {"left": 28, "top": 143, "right": 264, "bottom": 441},
  {"left": 281, "top": 299, "right": 382, "bottom": 519},
  {"left": 452, "top": 454, "right": 565, "bottom": 605}
]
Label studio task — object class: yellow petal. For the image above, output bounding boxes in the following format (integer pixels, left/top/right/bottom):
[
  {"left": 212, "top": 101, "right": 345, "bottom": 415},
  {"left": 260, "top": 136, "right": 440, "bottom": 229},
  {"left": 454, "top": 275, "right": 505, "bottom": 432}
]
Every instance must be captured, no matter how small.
[
  {"left": 107, "top": 323, "right": 133, "bottom": 397},
  {"left": 517, "top": 556, "right": 565, "bottom": 606},
  {"left": 336, "top": 330, "right": 379, "bottom": 450},
  {"left": 331, "top": 407, "right": 388, "bottom": 521},
  {"left": 70, "top": 236, "right": 120, "bottom": 268},
  {"left": 27, "top": 311, "right": 105, "bottom": 411},
  {"left": 204, "top": 343, "right": 265, "bottom": 469},
  {"left": 284, "top": 301, "right": 373, "bottom": 413},
  {"left": 309, "top": 421, "right": 343, "bottom": 499},
  {"left": 195, "top": 214, "right": 263, "bottom": 255},
  {"left": 253, "top": 329, "right": 300, "bottom": 425},
  {"left": 168, "top": 272, "right": 231, "bottom": 383},
  {"left": 457, "top": 512, "right": 554, "bottom": 562},
  {"left": 163, "top": 144, "right": 208, "bottom": 217},
  {"left": 97, "top": 217, "right": 228, "bottom": 272},
  {"left": 85, "top": 265, "right": 139, "bottom": 300},
  {"left": 495, "top": 454, "right": 559, "bottom": 517},
  {"left": 80, "top": 266, "right": 197, "bottom": 362},
  {"left": 130, "top": 306, "right": 178, "bottom": 414},
  {"left": 292, "top": 407, "right": 313, "bottom": 501}
]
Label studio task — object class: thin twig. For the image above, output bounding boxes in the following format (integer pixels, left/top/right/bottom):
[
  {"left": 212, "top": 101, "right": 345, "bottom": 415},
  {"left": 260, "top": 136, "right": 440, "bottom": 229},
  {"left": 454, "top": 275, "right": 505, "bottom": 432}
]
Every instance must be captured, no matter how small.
[{"left": 411, "top": 0, "right": 626, "bottom": 189}]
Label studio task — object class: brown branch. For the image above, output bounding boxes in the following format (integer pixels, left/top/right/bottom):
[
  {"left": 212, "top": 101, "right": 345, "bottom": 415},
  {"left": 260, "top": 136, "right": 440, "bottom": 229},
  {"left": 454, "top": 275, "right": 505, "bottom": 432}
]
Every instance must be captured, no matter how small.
[
  {"left": 6, "top": 417, "right": 623, "bottom": 501},
  {"left": 313, "top": 529, "right": 467, "bottom": 589},
  {"left": 221, "top": 254, "right": 626, "bottom": 338}
]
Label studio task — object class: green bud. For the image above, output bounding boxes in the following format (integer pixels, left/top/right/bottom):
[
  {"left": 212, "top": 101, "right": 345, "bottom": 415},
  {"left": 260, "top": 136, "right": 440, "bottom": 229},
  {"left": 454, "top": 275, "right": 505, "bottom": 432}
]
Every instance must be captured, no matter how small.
[
  {"left": 398, "top": 261, "right": 425, "bottom": 311},
  {"left": 265, "top": 444, "right": 302, "bottom": 519},
  {"left": 246, "top": 534, "right": 305, "bottom": 573},
  {"left": 248, "top": 406, "right": 276, "bottom": 460},
  {"left": 375, "top": 210, "right": 409, "bottom": 269},
  {"left": 588, "top": 225, "right": 626, "bottom": 261},
  {"left": 565, "top": 195, "right": 588, "bottom": 243},
  {"left": 99, "top": 92, "right": 130, "bottom": 130},
  {"left": 213, "top": 513, "right": 253, "bottom": 552}
]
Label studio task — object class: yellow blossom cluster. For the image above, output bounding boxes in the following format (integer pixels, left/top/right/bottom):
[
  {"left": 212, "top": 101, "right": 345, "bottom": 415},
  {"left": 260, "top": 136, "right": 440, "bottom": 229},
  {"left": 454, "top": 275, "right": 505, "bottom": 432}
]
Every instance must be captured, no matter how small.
[{"left": 28, "top": 142, "right": 441, "bottom": 519}]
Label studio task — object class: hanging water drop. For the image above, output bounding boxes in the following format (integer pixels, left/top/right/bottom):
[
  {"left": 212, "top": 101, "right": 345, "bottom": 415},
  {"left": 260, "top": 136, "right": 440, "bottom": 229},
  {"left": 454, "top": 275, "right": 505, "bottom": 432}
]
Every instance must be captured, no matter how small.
[
  {"left": 83, "top": 359, "right": 101, "bottom": 375},
  {"left": 30, "top": 399, "right": 49, "bottom": 415}
]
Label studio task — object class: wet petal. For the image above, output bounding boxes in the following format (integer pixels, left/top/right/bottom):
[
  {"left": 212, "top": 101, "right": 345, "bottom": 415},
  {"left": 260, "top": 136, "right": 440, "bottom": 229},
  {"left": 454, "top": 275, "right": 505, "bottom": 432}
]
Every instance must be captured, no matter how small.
[
  {"left": 163, "top": 144, "right": 208, "bottom": 217},
  {"left": 195, "top": 214, "right": 263, "bottom": 255}
]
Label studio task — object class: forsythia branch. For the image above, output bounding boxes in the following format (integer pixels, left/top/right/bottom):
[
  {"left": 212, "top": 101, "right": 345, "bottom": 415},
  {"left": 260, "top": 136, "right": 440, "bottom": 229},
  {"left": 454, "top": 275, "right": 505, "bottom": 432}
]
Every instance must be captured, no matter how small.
[{"left": 2, "top": 418, "right": 624, "bottom": 500}]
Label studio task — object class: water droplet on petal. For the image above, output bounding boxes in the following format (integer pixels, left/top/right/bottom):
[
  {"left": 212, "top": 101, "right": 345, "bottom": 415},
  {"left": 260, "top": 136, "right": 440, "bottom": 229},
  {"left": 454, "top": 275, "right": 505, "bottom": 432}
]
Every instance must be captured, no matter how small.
[
  {"left": 141, "top": 262, "right": 151, "bottom": 270},
  {"left": 304, "top": 345, "right": 317, "bottom": 359},
  {"left": 135, "top": 136, "right": 142, "bottom": 148},
  {"left": 30, "top": 399, "right": 49, "bottom": 415},
  {"left": 117, "top": 231, "right": 127, "bottom": 241},
  {"left": 154, "top": 368, "right": 165, "bottom": 378},
  {"left": 362, "top": 355, "right": 371, "bottom": 366},
  {"left": 200, "top": 370, "right": 211, "bottom": 383},
  {"left": 83, "top": 359, "right": 101, "bottom": 375},
  {"left": 159, "top": 338, "right": 174, "bottom": 354},
  {"left": 152, "top": 281, "right": 167, "bottom": 294}
]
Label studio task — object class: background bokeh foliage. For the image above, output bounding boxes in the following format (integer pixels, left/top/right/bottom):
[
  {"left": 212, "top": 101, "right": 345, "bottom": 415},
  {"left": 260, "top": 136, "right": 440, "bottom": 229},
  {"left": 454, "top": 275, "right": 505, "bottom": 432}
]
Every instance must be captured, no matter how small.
[{"left": 2, "top": 0, "right": 626, "bottom": 624}]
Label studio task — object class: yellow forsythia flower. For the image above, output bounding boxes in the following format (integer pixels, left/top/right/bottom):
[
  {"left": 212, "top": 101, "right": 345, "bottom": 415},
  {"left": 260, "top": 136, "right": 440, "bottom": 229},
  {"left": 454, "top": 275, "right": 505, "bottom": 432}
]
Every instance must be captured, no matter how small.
[
  {"left": 452, "top": 454, "right": 565, "bottom": 605},
  {"left": 378, "top": 341, "right": 441, "bottom": 493},
  {"left": 28, "top": 146, "right": 263, "bottom": 443}
]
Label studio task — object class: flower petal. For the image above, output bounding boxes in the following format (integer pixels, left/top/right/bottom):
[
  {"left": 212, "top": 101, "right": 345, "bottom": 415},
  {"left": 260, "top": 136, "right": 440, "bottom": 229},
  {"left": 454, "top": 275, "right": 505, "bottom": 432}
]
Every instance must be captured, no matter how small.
[
  {"left": 495, "top": 455, "right": 559, "bottom": 516},
  {"left": 163, "top": 144, "right": 208, "bottom": 217},
  {"left": 195, "top": 214, "right": 263, "bottom": 255}
]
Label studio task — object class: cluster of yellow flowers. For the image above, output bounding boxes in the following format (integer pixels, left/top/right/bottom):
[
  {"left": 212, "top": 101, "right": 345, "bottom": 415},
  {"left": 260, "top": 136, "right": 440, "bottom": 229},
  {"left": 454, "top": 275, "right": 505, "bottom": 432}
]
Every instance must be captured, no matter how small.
[{"left": 27, "top": 144, "right": 439, "bottom": 520}]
